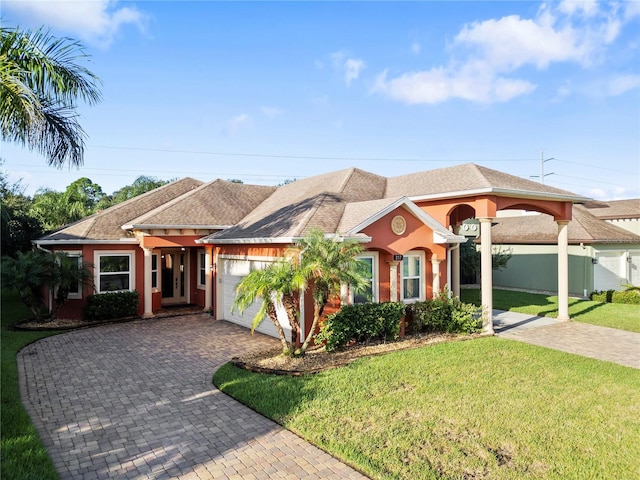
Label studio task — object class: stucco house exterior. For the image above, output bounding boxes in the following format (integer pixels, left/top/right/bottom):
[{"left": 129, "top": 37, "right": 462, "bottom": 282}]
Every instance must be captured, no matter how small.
[
  {"left": 35, "top": 163, "right": 587, "bottom": 339},
  {"left": 489, "top": 199, "right": 640, "bottom": 296}
]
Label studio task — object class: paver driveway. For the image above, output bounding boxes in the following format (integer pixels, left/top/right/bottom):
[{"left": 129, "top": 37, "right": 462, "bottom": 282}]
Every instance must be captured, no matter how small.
[{"left": 18, "top": 315, "right": 368, "bottom": 479}]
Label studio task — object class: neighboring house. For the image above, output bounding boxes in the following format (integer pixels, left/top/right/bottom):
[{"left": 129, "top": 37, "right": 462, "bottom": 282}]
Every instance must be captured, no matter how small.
[
  {"left": 35, "top": 163, "right": 587, "bottom": 338},
  {"left": 490, "top": 201, "right": 640, "bottom": 296}
]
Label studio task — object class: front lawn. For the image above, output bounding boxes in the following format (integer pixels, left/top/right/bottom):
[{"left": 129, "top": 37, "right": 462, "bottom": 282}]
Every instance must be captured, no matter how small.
[
  {"left": 1, "top": 290, "right": 59, "bottom": 480},
  {"left": 215, "top": 337, "right": 640, "bottom": 479},
  {"left": 460, "top": 288, "right": 640, "bottom": 333}
]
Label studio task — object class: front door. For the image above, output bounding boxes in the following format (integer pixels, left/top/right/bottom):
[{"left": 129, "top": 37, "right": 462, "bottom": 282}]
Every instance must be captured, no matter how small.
[{"left": 161, "top": 249, "right": 188, "bottom": 305}]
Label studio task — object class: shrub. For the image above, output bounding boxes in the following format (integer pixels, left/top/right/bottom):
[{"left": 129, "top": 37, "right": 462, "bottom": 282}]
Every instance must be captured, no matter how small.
[
  {"left": 316, "top": 302, "right": 405, "bottom": 352},
  {"left": 407, "top": 295, "right": 483, "bottom": 335},
  {"left": 591, "top": 290, "right": 614, "bottom": 303},
  {"left": 84, "top": 291, "right": 139, "bottom": 321},
  {"left": 612, "top": 289, "right": 640, "bottom": 305}
]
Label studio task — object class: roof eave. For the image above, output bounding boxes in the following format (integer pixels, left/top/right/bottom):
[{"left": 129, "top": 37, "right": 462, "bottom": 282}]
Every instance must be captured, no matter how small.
[
  {"left": 409, "top": 188, "right": 590, "bottom": 203},
  {"left": 122, "top": 224, "right": 230, "bottom": 231},
  {"left": 34, "top": 238, "right": 139, "bottom": 246}
]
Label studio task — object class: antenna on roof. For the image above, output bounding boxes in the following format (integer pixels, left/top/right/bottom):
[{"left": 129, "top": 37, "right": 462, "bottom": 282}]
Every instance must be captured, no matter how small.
[{"left": 530, "top": 151, "right": 555, "bottom": 184}]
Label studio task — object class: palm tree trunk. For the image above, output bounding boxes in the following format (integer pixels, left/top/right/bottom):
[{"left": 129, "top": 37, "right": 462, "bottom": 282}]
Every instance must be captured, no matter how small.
[
  {"left": 299, "top": 301, "right": 325, "bottom": 354},
  {"left": 281, "top": 294, "right": 300, "bottom": 346},
  {"left": 266, "top": 302, "right": 292, "bottom": 355}
]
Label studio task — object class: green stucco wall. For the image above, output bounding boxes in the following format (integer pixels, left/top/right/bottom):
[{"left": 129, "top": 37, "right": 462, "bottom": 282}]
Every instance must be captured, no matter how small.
[{"left": 492, "top": 245, "right": 593, "bottom": 297}]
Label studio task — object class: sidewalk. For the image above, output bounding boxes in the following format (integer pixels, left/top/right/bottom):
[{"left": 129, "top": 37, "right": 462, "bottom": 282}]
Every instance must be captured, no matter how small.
[{"left": 493, "top": 310, "right": 640, "bottom": 369}]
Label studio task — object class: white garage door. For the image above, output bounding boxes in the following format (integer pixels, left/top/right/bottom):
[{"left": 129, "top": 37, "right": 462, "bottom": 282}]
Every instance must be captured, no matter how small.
[
  {"left": 594, "top": 252, "right": 626, "bottom": 291},
  {"left": 220, "top": 258, "right": 291, "bottom": 339}
]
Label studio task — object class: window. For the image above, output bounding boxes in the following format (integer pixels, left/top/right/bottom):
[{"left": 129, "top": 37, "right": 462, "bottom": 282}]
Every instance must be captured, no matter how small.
[
  {"left": 95, "top": 252, "right": 134, "bottom": 293},
  {"left": 401, "top": 252, "right": 424, "bottom": 302},
  {"left": 151, "top": 254, "right": 159, "bottom": 290},
  {"left": 352, "top": 255, "right": 376, "bottom": 304},
  {"left": 63, "top": 252, "right": 82, "bottom": 299},
  {"left": 198, "top": 250, "right": 206, "bottom": 288}
]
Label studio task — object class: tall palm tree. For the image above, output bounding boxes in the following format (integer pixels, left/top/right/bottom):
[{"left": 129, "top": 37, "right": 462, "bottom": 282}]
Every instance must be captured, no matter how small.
[
  {"left": 296, "top": 229, "right": 369, "bottom": 354},
  {"left": 233, "top": 259, "right": 305, "bottom": 355},
  {"left": 0, "top": 26, "right": 101, "bottom": 168}
]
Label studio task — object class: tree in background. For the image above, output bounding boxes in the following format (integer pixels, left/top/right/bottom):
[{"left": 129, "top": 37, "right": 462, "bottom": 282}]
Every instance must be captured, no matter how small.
[
  {"left": 0, "top": 169, "right": 42, "bottom": 256},
  {"left": 1, "top": 26, "right": 101, "bottom": 167},
  {"left": 460, "top": 239, "right": 513, "bottom": 284},
  {"left": 97, "top": 175, "right": 170, "bottom": 209},
  {"left": 30, "top": 177, "right": 104, "bottom": 232}
]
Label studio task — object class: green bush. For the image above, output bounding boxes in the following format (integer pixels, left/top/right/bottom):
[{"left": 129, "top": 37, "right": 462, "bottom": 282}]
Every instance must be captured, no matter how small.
[
  {"left": 84, "top": 291, "right": 139, "bottom": 321},
  {"left": 591, "top": 287, "right": 639, "bottom": 305},
  {"left": 612, "top": 289, "right": 640, "bottom": 305},
  {"left": 407, "top": 295, "right": 483, "bottom": 335},
  {"left": 316, "top": 302, "right": 405, "bottom": 352}
]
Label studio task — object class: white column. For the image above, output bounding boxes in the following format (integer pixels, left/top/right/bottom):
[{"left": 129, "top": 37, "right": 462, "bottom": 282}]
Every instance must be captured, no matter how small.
[
  {"left": 389, "top": 262, "right": 399, "bottom": 302},
  {"left": 432, "top": 256, "right": 442, "bottom": 296},
  {"left": 142, "top": 247, "right": 154, "bottom": 318},
  {"left": 452, "top": 244, "right": 461, "bottom": 298},
  {"left": 479, "top": 218, "right": 494, "bottom": 334},
  {"left": 204, "top": 247, "right": 213, "bottom": 312},
  {"left": 557, "top": 221, "right": 570, "bottom": 321}
]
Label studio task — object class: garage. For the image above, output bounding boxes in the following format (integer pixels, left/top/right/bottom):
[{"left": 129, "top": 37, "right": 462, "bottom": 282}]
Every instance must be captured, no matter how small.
[
  {"left": 219, "top": 258, "right": 292, "bottom": 339},
  {"left": 594, "top": 250, "right": 640, "bottom": 291}
]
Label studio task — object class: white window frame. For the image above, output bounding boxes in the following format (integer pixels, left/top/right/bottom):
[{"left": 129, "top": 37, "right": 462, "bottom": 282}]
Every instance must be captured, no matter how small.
[
  {"left": 151, "top": 253, "right": 160, "bottom": 292},
  {"left": 61, "top": 251, "right": 83, "bottom": 300},
  {"left": 197, "top": 249, "right": 206, "bottom": 289},
  {"left": 400, "top": 250, "right": 426, "bottom": 303},
  {"left": 350, "top": 252, "right": 379, "bottom": 304},
  {"left": 94, "top": 251, "right": 136, "bottom": 294}
]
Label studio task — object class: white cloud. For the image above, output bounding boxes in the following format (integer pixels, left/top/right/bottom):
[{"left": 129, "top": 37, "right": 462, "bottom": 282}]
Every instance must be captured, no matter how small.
[
  {"left": 260, "top": 106, "right": 283, "bottom": 118},
  {"left": 3, "top": 0, "right": 147, "bottom": 48},
  {"left": 225, "top": 114, "right": 252, "bottom": 136},
  {"left": 372, "top": 2, "right": 635, "bottom": 105},
  {"left": 411, "top": 42, "right": 421, "bottom": 54},
  {"left": 330, "top": 50, "right": 366, "bottom": 86}
]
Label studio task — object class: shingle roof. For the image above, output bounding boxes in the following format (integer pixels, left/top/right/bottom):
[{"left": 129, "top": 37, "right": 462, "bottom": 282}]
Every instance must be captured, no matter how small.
[
  {"left": 584, "top": 199, "right": 640, "bottom": 220},
  {"left": 38, "top": 178, "right": 203, "bottom": 241},
  {"left": 385, "top": 163, "right": 584, "bottom": 200},
  {"left": 125, "top": 180, "right": 276, "bottom": 228},
  {"left": 491, "top": 205, "right": 640, "bottom": 245},
  {"left": 210, "top": 168, "right": 387, "bottom": 240}
]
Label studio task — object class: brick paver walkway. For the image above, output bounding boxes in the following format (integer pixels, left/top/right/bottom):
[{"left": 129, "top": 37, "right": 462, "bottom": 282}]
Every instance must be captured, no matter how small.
[
  {"left": 496, "top": 313, "right": 640, "bottom": 369},
  {"left": 18, "top": 316, "right": 368, "bottom": 479}
]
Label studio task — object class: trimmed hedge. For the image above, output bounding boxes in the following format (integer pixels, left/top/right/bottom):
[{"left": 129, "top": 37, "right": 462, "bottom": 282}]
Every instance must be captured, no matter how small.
[
  {"left": 84, "top": 291, "right": 139, "bottom": 321},
  {"left": 591, "top": 287, "right": 640, "bottom": 305},
  {"left": 316, "top": 302, "right": 406, "bottom": 352},
  {"left": 407, "top": 295, "right": 483, "bottom": 335}
]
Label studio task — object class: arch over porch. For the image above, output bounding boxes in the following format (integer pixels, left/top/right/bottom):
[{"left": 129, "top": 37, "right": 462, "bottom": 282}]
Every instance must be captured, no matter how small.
[{"left": 417, "top": 195, "right": 576, "bottom": 334}]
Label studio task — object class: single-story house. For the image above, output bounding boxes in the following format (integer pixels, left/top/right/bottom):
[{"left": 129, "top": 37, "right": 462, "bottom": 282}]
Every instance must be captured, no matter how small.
[
  {"left": 35, "top": 163, "right": 588, "bottom": 339},
  {"left": 489, "top": 200, "right": 640, "bottom": 296}
]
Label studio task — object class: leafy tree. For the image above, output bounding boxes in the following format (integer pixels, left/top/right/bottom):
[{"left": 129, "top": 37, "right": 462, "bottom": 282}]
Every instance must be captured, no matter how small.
[
  {"left": 296, "top": 229, "right": 368, "bottom": 354},
  {"left": 233, "top": 260, "right": 305, "bottom": 355},
  {"left": 1, "top": 26, "right": 101, "bottom": 167},
  {"left": 1, "top": 250, "right": 92, "bottom": 320},
  {"left": 30, "top": 177, "right": 104, "bottom": 231},
  {"left": 460, "top": 240, "right": 513, "bottom": 283},
  {"left": 99, "top": 175, "right": 170, "bottom": 208},
  {"left": 0, "top": 169, "right": 42, "bottom": 256}
]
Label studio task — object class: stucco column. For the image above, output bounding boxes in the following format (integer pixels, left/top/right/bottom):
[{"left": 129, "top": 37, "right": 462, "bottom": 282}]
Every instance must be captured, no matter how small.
[
  {"left": 142, "top": 247, "right": 154, "bottom": 318},
  {"left": 451, "top": 244, "right": 461, "bottom": 298},
  {"left": 388, "top": 261, "right": 399, "bottom": 302},
  {"left": 432, "top": 255, "right": 442, "bottom": 296},
  {"left": 557, "top": 221, "right": 570, "bottom": 321},
  {"left": 479, "top": 217, "right": 494, "bottom": 334},
  {"left": 204, "top": 246, "right": 213, "bottom": 312}
]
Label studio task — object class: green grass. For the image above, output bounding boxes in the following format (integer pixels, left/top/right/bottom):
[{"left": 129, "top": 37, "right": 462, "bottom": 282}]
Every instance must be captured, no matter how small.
[
  {"left": 460, "top": 288, "right": 640, "bottom": 333},
  {"left": 1, "top": 290, "right": 60, "bottom": 480},
  {"left": 215, "top": 338, "right": 640, "bottom": 479}
]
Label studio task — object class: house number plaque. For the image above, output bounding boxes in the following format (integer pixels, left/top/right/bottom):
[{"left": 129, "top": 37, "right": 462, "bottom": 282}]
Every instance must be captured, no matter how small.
[{"left": 391, "top": 215, "right": 406, "bottom": 235}]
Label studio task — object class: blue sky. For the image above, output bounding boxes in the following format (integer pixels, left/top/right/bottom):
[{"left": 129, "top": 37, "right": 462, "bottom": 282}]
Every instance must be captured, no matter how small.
[{"left": 2, "top": 0, "right": 639, "bottom": 200}]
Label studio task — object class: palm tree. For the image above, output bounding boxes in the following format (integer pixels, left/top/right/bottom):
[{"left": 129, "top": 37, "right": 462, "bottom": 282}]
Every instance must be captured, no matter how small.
[
  {"left": 233, "top": 259, "right": 305, "bottom": 355},
  {"left": 296, "top": 229, "right": 369, "bottom": 354},
  {"left": 1, "top": 26, "right": 101, "bottom": 168}
]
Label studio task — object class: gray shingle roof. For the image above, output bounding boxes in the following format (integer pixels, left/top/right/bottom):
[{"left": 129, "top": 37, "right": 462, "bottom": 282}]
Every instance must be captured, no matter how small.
[
  {"left": 125, "top": 180, "right": 276, "bottom": 228},
  {"left": 491, "top": 205, "right": 640, "bottom": 245},
  {"left": 386, "top": 163, "right": 583, "bottom": 200},
  {"left": 584, "top": 199, "right": 640, "bottom": 220},
  {"left": 38, "top": 178, "right": 203, "bottom": 241}
]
